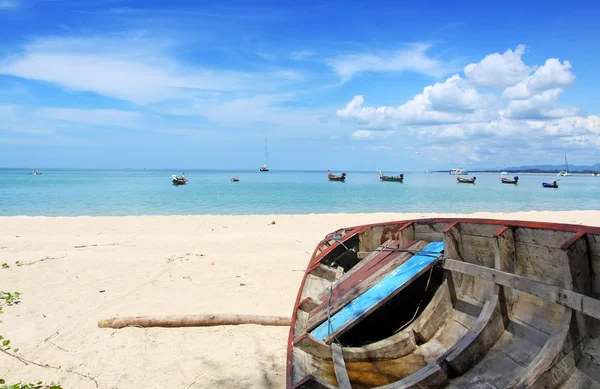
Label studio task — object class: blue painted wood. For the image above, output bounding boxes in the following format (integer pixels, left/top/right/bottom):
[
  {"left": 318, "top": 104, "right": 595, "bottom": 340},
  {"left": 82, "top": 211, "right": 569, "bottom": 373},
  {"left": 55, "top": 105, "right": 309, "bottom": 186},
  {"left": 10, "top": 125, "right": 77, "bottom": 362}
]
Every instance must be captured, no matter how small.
[{"left": 310, "top": 241, "right": 445, "bottom": 342}]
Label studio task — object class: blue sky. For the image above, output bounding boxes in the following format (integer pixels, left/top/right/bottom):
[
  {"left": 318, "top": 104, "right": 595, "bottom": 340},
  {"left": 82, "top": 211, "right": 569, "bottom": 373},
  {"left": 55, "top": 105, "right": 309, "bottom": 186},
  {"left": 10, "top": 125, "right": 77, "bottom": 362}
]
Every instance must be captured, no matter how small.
[{"left": 1, "top": 0, "right": 599, "bottom": 170}]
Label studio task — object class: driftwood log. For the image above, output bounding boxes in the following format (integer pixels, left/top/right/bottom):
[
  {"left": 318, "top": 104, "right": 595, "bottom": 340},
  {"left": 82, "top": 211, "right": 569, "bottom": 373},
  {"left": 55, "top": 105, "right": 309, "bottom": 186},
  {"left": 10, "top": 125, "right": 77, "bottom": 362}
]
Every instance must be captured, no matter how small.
[{"left": 98, "top": 314, "right": 291, "bottom": 329}]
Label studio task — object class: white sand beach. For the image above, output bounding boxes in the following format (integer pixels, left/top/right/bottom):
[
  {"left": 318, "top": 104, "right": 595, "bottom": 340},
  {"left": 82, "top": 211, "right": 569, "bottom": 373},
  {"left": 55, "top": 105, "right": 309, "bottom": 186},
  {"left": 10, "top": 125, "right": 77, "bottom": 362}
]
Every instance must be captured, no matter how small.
[{"left": 1, "top": 211, "right": 600, "bottom": 388}]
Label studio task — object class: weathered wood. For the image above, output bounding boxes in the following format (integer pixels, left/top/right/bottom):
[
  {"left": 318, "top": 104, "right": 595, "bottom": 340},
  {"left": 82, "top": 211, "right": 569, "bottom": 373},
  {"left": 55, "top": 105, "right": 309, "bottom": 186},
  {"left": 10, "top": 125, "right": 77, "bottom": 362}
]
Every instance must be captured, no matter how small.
[
  {"left": 494, "top": 226, "right": 516, "bottom": 325},
  {"left": 443, "top": 259, "right": 600, "bottom": 321},
  {"left": 411, "top": 279, "right": 453, "bottom": 342},
  {"left": 398, "top": 222, "right": 416, "bottom": 245},
  {"left": 299, "top": 297, "right": 321, "bottom": 312},
  {"left": 331, "top": 343, "right": 352, "bottom": 389},
  {"left": 301, "top": 274, "right": 335, "bottom": 302},
  {"left": 307, "top": 241, "right": 428, "bottom": 332},
  {"left": 98, "top": 314, "right": 291, "bottom": 328},
  {"left": 373, "top": 364, "right": 448, "bottom": 389},
  {"left": 312, "top": 264, "right": 342, "bottom": 282},
  {"left": 311, "top": 242, "right": 444, "bottom": 343},
  {"left": 506, "top": 309, "right": 573, "bottom": 388},
  {"left": 293, "top": 330, "right": 417, "bottom": 362},
  {"left": 494, "top": 226, "right": 516, "bottom": 273},
  {"left": 441, "top": 285, "right": 505, "bottom": 374},
  {"left": 292, "top": 375, "right": 338, "bottom": 389},
  {"left": 332, "top": 240, "right": 398, "bottom": 290},
  {"left": 294, "top": 310, "right": 310, "bottom": 338}
]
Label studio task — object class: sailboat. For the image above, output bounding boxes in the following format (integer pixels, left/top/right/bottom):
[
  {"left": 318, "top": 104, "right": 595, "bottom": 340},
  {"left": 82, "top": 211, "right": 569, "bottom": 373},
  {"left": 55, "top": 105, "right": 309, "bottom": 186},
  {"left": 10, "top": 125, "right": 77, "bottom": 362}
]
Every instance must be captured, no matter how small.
[
  {"left": 557, "top": 153, "right": 571, "bottom": 176},
  {"left": 259, "top": 137, "right": 269, "bottom": 172}
]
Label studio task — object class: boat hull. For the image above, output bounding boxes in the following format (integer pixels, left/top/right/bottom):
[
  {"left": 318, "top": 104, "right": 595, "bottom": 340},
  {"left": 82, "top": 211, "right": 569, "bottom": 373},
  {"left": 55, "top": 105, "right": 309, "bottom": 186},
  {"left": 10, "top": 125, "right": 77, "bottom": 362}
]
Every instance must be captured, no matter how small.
[
  {"left": 287, "top": 218, "right": 600, "bottom": 389},
  {"left": 457, "top": 177, "right": 476, "bottom": 183}
]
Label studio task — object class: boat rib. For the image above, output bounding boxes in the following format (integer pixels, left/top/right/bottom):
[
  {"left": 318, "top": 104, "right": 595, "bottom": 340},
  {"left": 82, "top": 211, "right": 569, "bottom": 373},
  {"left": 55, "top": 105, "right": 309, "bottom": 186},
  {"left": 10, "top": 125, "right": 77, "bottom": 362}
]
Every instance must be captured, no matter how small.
[{"left": 287, "top": 219, "right": 600, "bottom": 389}]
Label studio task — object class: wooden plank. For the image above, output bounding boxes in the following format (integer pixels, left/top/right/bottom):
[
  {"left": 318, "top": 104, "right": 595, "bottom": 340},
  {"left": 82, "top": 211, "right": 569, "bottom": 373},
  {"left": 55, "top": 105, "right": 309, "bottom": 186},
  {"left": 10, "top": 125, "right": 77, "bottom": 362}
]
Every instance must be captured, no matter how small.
[
  {"left": 293, "top": 329, "right": 417, "bottom": 362},
  {"left": 494, "top": 226, "right": 516, "bottom": 273},
  {"left": 299, "top": 297, "right": 320, "bottom": 312},
  {"left": 331, "top": 343, "right": 352, "bottom": 389},
  {"left": 442, "top": 285, "right": 505, "bottom": 374},
  {"left": 310, "top": 242, "right": 445, "bottom": 343},
  {"left": 332, "top": 240, "right": 398, "bottom": 289},
  {"left": 308, "top": 241, "right": 428, "bottom": 332},
  {"left": 398, "top": 222, "right": 415, "bottom": 245},
  {"left": 312, "top": 264, "right": 341, "bottom": 282},
  {"left": 506, "top": 309, "right": 573, "bottom": 388},
  {"left": 443, "top": 259, "right": 600, "bottom": 321},
  {"left": 292, "top": 375, "right": 338, "bottom": 389},
  {"left": 412, "top": 279, "right": 453, "bottom": 342},
  {"left": 373, "top": 364, "right": 448, "bottom": 389},
  {"left": 494, "top": 226, "right": 516, "bottom": 325}
]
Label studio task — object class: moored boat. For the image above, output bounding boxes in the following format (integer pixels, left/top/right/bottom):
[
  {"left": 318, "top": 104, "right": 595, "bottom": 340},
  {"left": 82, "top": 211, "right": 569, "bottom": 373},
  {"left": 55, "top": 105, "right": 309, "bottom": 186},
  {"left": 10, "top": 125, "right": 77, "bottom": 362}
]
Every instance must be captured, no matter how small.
[
  {"left": 543, "top": 180, "right": 559, "bottom": 188},
  {"left": 328, "top": 170, "right": 346, "bottom": 182},
  {"left": 449, "top": 168, "right": 468, "bottom": 175},
  {"left": 379, "top": 171, "right": 404, "bottom": 182},
  {"left": 230, "top": 176, "right": 240, "bottom": 182},
  {"left": 501, "top": 175, "right": 519, "bottom": 184},
  {"left": 171, "top": 174, "right": 187, "bottom": 185},
  {"left": 457, "top": 176, "right": 476, "bottom": 184},
  {"left": 260, "top": 137, "right": 270, "bottom": 172},
  {"left": 286, "top": 218, "right": 600, "bottom": 388}
]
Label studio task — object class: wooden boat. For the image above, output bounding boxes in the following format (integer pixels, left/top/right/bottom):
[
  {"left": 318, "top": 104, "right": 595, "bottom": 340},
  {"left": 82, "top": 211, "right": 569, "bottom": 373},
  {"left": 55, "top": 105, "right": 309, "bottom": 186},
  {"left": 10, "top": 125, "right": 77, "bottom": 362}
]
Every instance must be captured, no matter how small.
[
  {"left": 231, "top": 177, "right": 240, "bottom": 182},
  {"left": 457, "top": 176, "right": 476, "bottom": 184},
  {"left": 380, "top": 171, "right": 404, "bottom": 182},
  {"left": 328, "top": 170, "right": 346, "bottom": 182},
  {"left": 543, "top": 181, "right": 559, "bottom": 188},
  {"left": 171, "top": 174, "right": 187, "bottom": 185},
  {"left": 501, "top": 175, "right": 519, "bottom": 184},
  {"left": 286, "top": 218, "right": 600, "bottom": 389}
]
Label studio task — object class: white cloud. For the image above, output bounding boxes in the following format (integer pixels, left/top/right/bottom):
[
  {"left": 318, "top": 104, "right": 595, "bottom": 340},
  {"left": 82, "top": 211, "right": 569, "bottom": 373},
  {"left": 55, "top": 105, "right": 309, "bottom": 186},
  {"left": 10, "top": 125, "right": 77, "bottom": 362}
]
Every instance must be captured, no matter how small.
[
  {"left": 337, "top": 45, "right": 600, "bottom": 162},
  {"left": 425, "top": 75, "right": 487, "bottom": 112},
  {"left": 0, "top": 0, "right": 18, "bottom": 9},
  {"left": 504, "top": 89, "right": 578, "bottom": 119},
  {"left": 328, "top": 43, "right": 452, "bottom": 82},
  {"left": 36, "top": 108, "right": 144, "bottom": 127},
  {"left": 464, "top": 44, "right": 533, "bottom": 89},
  {"left": 351, "top": 129, "right": 396, "bottom": 140},
  {"left": 337, "top": 75, "right": 494, "bottom": 127},
  {"left": 0, "top": 34, "right": 302, "bottom": 105},
  {"left": 503, "top": 58, "right": 576, "bottom": 99}
]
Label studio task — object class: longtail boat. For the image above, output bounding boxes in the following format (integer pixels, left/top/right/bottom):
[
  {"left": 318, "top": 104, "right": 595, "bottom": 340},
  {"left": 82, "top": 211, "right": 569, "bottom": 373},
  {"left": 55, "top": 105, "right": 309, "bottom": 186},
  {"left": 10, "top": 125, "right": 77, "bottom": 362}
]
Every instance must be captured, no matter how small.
[
  {"left": 379, "top": 171, "right": 404, "bottom": 182},
  {"left": 171, "top": 174, "right": 187, "bottom": 185},
  {"left": 328, "top": 170, "right": 347, "bottom": 182},
  {"left": 501, "top": 175, "right": 519, "bottom": 184},
  {"left": 457, "top": 176, "right": 476, "bottom": 184},
  {"left": 543, "top": 181, "right": 559, "bottom": 188},
  {"left": 287, "top": 218, "right": 600, "bottom": 388}
]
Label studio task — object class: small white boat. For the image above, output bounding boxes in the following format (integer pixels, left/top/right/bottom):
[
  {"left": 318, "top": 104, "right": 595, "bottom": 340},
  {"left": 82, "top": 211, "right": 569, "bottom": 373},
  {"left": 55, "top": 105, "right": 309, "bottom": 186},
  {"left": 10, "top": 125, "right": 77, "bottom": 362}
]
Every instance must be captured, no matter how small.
[
  {"left": 259, "top": 137, "right": 270, "bottom": 172},
  {"left": 500, "top": 171, "right": 509, "bottom": 175},
  {"left": 449, "top": 168, "right": 468, "bottom": 175},
  {"left": 557, "top": 153, "right": 571, "bottom": 176}
]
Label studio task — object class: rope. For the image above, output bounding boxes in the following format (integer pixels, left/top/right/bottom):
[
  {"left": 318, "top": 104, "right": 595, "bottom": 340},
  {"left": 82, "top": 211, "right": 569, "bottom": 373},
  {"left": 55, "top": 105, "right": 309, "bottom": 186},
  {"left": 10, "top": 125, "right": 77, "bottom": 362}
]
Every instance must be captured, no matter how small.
[
  {"left": 393, "top": 266, "right": 435, "bottom": 334},
  {"left": 374, "top": 247, "right": 444, "bottom": 258}
]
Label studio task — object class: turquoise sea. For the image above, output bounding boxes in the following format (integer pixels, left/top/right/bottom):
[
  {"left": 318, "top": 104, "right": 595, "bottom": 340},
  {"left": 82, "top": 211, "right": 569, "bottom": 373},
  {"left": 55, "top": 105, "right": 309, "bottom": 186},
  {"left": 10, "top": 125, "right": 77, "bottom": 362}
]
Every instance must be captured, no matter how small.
[{"left": 0, "top": 169, "right": 598, "bottom": 216}]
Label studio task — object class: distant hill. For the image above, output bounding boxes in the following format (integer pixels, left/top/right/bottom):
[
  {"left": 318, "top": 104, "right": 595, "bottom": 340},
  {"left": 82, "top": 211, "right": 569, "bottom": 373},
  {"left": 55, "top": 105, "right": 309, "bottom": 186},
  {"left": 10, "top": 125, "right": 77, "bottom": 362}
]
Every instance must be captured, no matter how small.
[{"left": 471, "top": 163, "right": 600, "bottom": 173}]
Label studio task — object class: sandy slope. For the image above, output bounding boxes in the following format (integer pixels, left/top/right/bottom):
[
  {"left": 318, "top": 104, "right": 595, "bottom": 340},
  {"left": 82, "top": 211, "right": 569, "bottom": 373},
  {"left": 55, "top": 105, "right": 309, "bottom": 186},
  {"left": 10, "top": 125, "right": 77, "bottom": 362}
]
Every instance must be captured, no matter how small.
[{"left": 1, "top": 211, "right": 599, "bottom": 388}]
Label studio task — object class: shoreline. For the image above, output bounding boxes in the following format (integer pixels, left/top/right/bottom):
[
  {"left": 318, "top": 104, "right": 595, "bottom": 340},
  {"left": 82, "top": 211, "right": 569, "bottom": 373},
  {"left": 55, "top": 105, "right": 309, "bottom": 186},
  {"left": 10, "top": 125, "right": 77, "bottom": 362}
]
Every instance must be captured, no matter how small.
[
  {"left": 0, "top": 209, "right": 600, "bottom": 221},
  {"left": 2, "top": 211, "right": 600, "bottom": 388}
]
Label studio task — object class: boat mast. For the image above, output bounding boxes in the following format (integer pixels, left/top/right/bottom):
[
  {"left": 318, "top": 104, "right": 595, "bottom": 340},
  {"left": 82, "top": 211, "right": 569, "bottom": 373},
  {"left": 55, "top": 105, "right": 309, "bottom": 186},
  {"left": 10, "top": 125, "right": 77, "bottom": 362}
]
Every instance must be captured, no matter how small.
[
  {"left": 565, "top": 153, "right": 569, "bottom": 173},
  {"left": 264, "top": 137, "right": 269, "bottom": 167}
]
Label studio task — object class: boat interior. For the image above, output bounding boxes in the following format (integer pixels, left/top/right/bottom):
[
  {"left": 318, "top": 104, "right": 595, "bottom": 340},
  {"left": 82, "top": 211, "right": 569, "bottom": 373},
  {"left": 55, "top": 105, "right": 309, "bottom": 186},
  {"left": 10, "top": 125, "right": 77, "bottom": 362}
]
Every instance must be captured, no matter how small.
[{"left": 287, "top": 219, "right": 600, "bottom": 389}]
